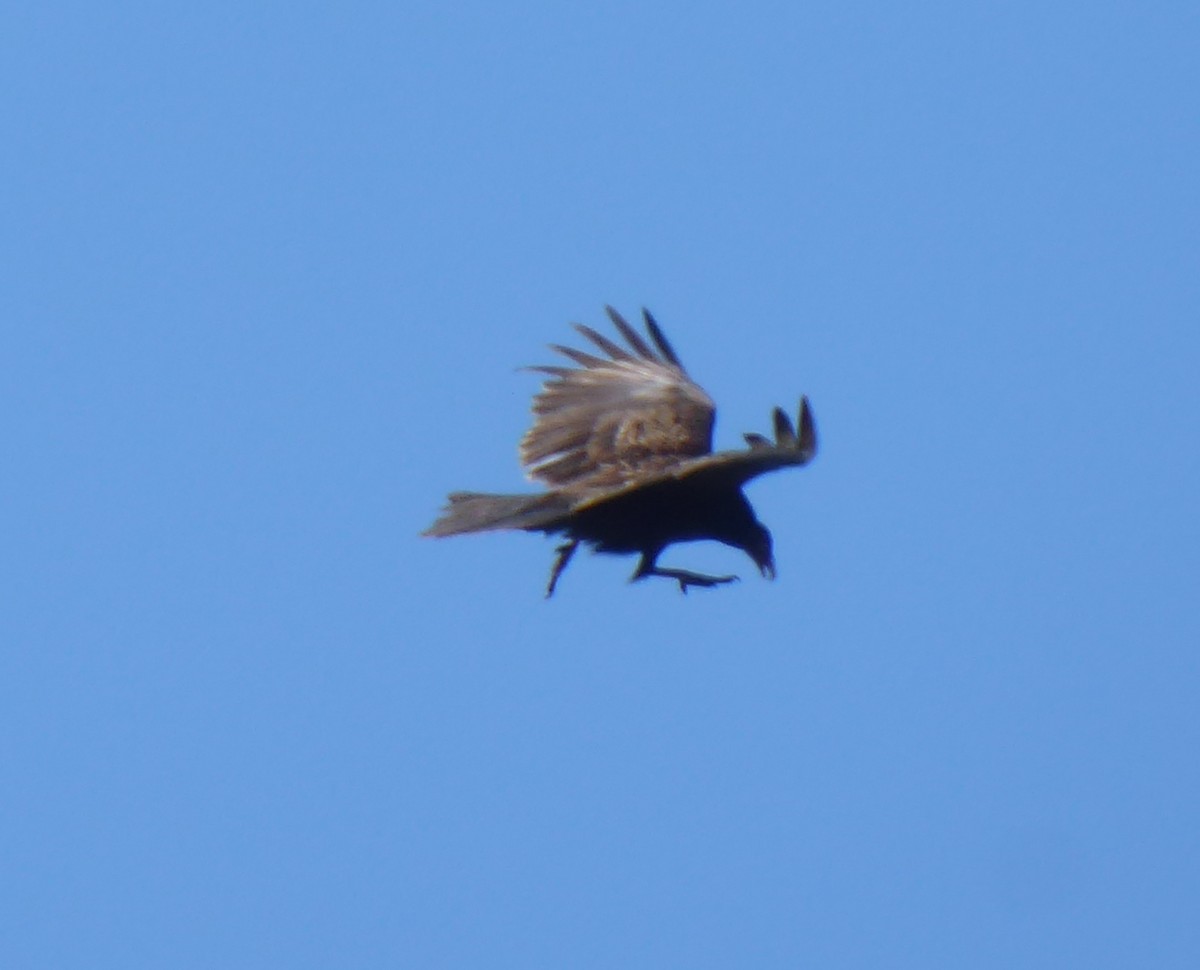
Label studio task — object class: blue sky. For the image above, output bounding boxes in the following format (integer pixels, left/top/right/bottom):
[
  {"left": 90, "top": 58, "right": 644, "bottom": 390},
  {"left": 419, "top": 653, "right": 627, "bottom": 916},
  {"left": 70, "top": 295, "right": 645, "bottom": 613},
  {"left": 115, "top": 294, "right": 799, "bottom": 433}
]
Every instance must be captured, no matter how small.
[{"left": 3, "top": 2, "right": 1198, "bottom": 966}]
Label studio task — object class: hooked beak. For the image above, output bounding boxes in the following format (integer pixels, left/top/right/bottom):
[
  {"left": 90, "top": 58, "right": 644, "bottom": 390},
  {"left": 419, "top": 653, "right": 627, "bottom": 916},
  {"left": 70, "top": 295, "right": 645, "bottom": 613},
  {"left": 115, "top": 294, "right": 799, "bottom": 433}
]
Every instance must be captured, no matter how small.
[{"left": 759, "top": 558, "right": 776, "bottom": 581}]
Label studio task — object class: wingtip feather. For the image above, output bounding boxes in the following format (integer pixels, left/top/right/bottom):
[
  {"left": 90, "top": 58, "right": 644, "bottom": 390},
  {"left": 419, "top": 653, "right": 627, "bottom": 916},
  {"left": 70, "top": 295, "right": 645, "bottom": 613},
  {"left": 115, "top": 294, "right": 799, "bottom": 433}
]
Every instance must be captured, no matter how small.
[
  {"left": 573, "top": 323, "right": 631, "bottom": 361},
  {"left": 605, "top": 305, "right": 657, "bottom": 360},
  {"left": 797, "top": 396, "right": 817, "bottom": 460},
  {"left": 641, "top": 308, "right": 683, "bottom": 369},
  {"left": 550, "top": 343, "right": 607, "bottom": 368},
  {"left": 773, "top": 407, "right": 798, "bottom": 447}
]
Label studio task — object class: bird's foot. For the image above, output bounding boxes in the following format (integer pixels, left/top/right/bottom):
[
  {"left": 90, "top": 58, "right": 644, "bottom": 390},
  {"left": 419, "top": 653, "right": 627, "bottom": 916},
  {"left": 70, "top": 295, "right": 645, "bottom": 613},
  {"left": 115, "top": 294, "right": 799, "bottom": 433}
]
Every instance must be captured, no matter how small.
[{"left": 635, "top": 566, "right": 740, "bottom": 595}]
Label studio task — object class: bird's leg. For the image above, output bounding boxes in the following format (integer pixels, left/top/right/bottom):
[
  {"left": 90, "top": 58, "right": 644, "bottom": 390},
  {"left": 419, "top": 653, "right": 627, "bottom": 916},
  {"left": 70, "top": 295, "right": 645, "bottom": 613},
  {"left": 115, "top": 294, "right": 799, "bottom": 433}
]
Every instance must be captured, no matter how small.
[
  {"left": 630, "top": 552, "right": 739, "bottom": 595},
  {"left": 545, "top": 539, "right": 579, "bottom": 598}
]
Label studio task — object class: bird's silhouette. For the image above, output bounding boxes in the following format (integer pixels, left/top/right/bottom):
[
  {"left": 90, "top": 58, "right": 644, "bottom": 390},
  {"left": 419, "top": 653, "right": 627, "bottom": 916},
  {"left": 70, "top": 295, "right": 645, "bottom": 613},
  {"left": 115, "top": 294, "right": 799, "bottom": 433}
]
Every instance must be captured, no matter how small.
[{"left": 423, "top": 306, "right": 817, "bottom": 596}]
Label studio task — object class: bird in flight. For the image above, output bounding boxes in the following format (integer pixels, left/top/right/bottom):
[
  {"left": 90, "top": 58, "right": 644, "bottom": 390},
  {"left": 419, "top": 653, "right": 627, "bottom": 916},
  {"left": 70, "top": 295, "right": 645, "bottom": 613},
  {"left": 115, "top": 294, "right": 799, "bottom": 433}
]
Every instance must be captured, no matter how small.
[{"left": 423, "top": 306, "right": 817, "bottom": 596}]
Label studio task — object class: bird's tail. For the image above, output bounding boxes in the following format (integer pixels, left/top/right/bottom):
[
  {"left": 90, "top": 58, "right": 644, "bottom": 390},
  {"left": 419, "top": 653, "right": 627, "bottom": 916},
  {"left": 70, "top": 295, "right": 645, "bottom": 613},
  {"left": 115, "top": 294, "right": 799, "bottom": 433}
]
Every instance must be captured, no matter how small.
[{"left": 422, "top": 491, "right": 570, "bottom": 537}]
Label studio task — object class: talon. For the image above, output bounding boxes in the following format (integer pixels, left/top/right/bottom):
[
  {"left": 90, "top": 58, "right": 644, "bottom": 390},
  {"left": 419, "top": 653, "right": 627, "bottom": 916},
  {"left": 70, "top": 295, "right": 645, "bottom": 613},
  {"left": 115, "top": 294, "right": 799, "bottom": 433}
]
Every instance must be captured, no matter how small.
[{"left": 545, "top": 539, "right": 579, "bottom": 597}]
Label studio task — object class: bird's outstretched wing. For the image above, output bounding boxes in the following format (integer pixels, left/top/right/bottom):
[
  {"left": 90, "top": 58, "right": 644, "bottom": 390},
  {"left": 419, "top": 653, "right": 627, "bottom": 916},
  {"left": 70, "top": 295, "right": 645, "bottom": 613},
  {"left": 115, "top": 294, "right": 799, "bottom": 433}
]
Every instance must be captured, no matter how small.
[
  {"left": 674, "top": 396, "right": 818, "bottom": 488},
  {"left": 565, "top": 397, "right": 817, "bottom": 511},
  {"left": 520, "top": 306, "right": 716, "bottom": 487}
]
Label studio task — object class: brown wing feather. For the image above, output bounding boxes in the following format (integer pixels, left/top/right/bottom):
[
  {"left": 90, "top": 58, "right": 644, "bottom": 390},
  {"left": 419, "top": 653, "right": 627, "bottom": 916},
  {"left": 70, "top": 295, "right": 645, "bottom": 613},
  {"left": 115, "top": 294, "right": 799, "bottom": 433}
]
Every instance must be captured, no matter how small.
[
  {"left": 564, "top": 397, "right": 817, "bottom": 510},
  {"left": 520, "top": 309, "right": 716, "bottom": 487},
  {"left": 673, "top": 396, "right": 817, "bottom": 488},
  {"left": 677, "top": 396, "right": 817, "bottom": 487}
]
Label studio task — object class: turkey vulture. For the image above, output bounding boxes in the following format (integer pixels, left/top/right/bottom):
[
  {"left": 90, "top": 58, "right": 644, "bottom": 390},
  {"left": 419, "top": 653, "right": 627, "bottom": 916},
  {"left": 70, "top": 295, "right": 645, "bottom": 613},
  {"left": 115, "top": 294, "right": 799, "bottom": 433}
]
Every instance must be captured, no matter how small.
[{"left": 423, "top": 306, "right": 817, "bottom": 596}]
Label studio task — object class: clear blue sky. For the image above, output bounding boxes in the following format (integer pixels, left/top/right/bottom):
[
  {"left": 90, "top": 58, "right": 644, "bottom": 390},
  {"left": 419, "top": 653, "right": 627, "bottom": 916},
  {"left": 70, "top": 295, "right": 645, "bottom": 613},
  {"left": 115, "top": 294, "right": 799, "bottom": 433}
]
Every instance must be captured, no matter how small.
[{"left": 3, "top": 2, "right": 1198, "bottom": 967}]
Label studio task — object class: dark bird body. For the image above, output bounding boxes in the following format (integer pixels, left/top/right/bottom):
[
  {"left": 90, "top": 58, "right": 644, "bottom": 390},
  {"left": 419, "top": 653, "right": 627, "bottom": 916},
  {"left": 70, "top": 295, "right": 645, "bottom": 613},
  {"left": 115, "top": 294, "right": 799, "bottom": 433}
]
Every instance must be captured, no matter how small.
[{"left": 423, "top": 307, "right": 817, "bottom": 596}]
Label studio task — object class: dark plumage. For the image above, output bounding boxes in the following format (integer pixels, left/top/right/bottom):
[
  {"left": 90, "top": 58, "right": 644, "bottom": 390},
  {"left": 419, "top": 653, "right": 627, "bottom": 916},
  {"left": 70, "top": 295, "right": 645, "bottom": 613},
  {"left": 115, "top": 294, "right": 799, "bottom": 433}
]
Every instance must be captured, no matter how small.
[{"left": 423, "top": 306, "right": 817, "bottom": 596}]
